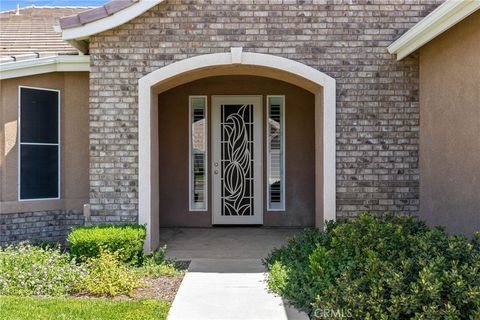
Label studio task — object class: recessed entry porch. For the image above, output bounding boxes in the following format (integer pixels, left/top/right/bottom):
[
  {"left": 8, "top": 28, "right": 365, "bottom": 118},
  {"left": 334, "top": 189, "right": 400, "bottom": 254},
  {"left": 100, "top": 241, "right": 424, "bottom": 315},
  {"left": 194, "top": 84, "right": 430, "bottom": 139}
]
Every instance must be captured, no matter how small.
[
  {"left": 139, "top": 49, "right": 336, "bottom": 252},
  {"left": 158, "top": 76, "right": 316, "bottom": 228}
]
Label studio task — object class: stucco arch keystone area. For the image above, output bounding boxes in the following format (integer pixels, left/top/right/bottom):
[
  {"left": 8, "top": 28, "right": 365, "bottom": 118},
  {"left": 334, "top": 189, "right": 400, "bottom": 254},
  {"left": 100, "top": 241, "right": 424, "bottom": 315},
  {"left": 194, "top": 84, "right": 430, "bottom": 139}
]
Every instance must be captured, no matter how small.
[{"left": 138, "top": 48, "right": 336, "bottom": 252}]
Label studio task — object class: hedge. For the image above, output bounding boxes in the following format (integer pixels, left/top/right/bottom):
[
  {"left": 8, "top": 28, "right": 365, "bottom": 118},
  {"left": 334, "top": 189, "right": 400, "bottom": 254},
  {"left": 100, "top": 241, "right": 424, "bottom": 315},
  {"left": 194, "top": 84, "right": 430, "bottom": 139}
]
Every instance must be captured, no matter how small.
[
  {"left": 264, "top": 213, "right": 480, "bottom": 319},
  {"left": 67, "top": 224, "right": 146, "bottom": 265}
]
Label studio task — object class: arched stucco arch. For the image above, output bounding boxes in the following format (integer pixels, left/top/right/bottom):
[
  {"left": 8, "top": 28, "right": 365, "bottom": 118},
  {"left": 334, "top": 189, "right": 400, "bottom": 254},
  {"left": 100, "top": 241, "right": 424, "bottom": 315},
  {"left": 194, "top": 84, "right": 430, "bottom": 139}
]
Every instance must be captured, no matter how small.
[{"left": 138, "top": 48, "right": 336, "bottom": 252}]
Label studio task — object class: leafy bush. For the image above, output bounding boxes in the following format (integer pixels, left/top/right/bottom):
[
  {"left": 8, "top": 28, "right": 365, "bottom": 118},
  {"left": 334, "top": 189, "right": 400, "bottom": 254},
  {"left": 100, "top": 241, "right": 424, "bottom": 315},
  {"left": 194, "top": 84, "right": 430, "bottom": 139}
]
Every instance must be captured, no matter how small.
[
  {"left": 76, "top": 250, "right": 143, "bottom": 297},
  {"left": 0, "top": 239, "right": 171, "bottom": 299},
  {"left": 67, "top": 224, "right": 146, "bottom": 265},
  {"left": 0, "top": 242, "right": 86, "bottom": 296},
  {"left": 136, "top": 246, "right": 179, "bottom": 278},
  {"left": 264, "top": 214, "right": 480, "bottom": 319},
  {"left": 265, "top": 228, "right": 328, "bottom": 307}
]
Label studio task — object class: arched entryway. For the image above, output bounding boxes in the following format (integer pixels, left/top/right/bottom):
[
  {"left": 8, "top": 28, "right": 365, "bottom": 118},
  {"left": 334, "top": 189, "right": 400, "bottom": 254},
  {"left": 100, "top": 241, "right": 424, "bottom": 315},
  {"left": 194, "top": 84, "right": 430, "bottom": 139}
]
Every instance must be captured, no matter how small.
[{"left": 139, "top": 48, "right": 336, "bottom": 252}]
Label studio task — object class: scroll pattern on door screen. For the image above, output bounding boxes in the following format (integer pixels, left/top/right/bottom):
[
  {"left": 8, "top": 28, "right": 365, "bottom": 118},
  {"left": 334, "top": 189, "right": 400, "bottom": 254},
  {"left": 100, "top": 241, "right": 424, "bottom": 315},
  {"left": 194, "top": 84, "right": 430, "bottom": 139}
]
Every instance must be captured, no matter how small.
[{"left": 220, "top": 104, "right": 254, "bottom": 216}]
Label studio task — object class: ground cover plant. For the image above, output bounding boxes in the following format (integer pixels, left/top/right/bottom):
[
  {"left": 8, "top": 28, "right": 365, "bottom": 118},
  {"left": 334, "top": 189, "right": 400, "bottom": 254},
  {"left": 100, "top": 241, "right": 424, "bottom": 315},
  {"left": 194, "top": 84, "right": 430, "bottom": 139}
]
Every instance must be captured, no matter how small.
[
  {"left": 0, "top": 225, "right": 184, "bottom": 319},
  {"left": 264, "top": 213, "right": 480, "bottom": 319},
  {"left": 0, "top": 242, "right": 180, "bottom": 298},
  {"left": 0, "top": 243, "right": 85, "bottom": 296},
  {"left": 76, "top": 249, "right": 143, "bottom": 297},
  {"left": 135, "top": 246, "right": 180, "bottom": 278}
]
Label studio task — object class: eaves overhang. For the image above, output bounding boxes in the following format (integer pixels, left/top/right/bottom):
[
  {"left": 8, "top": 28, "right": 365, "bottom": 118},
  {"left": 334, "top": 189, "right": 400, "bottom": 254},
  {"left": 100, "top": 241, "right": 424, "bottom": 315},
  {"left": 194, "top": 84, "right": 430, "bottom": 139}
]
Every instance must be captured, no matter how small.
[
  {"left": 0, "top": 55, "right": 90, "bottom": 80},
  {"left": 59, "top": 0, "right": 165, "bottom": 52},
  {"left": 388, "top": 0, "right": 480, "bottom": 60}
]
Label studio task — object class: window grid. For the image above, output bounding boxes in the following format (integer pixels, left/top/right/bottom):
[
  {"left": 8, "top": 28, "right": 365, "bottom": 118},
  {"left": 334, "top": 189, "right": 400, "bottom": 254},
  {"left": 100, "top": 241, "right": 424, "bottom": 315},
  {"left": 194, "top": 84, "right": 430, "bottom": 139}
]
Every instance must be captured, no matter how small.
[
  {"left": 18, "top": 86, "right": 61, "bottom": 201},
  {"left": 267, "top": 95, "right": 285, "bottom": 211},
  {"left": 189, "top": 96, "right": 208, "bottom": 211}
]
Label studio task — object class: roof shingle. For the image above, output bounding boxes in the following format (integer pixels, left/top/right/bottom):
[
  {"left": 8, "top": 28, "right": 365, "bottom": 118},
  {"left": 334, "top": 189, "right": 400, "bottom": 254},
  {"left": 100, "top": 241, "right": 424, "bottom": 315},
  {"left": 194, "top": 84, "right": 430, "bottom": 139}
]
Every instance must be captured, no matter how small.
[
  {"left": 0, "top": 6, "right": 88, "bottom": 59},
  {"left": 60, "top": 0, "right": 137, "bottom": 30}
]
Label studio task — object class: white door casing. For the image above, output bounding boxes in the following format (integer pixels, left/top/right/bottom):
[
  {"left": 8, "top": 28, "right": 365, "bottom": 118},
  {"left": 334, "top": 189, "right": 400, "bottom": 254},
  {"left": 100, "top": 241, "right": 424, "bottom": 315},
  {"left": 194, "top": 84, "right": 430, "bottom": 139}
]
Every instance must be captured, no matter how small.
[{"left": 211, "top": 96, "right": 263, "bottom": 224}]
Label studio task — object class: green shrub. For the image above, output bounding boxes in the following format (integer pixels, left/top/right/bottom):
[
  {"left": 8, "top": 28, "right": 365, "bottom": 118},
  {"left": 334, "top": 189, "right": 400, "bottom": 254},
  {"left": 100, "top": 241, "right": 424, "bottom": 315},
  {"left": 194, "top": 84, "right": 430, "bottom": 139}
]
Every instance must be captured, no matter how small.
[
  {"left": 265, "top": 228, "right": 329, "bottom": 308},
  {"left": 0, "top": 242, "right": 86, "bottom": 296},
  {"left": 136, "top": 246, "right": 179, "bottom": 278},
  {"left": 264, "top": 214, "right": 480, "bottom": 319},
  {"left": 67, "top": 224, "right": 146, "bottom": 265},
  {"left": 76, "top": 250, "right": 143, "bottom": 297}
]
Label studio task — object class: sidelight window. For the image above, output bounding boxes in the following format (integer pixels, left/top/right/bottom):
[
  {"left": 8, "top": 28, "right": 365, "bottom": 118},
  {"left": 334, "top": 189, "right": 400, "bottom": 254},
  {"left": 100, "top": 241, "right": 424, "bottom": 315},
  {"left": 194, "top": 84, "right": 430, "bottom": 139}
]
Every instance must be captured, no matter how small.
[
  {"left": 267, "top": 95, "right": 285, "bottom": 210},
  {"left": 189, "top": 96, "right": 208, "bottom": 211}
]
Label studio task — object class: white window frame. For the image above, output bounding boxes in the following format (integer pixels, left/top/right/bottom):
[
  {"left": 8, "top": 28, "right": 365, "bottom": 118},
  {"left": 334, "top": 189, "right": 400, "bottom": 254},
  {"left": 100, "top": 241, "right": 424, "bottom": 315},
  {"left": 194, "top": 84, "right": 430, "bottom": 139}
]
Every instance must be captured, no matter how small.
[
  {"left": 188, "top": 95, "right": 208, "bottom": 211},
  {"left": 266, "top": 95, "right": 286, "bottom": 211},
  {"left": 18, "top": 85, "right": 61, "bottom": 201}
]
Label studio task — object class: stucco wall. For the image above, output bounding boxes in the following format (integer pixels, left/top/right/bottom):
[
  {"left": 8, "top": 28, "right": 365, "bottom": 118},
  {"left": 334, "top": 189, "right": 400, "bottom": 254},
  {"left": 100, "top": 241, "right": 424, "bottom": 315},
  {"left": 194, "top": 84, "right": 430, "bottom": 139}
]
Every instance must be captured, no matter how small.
[
  {"left": 88, "top": 0, "right": 443, "bottom": 223},
  {"left": 157, "top": 75, "right": 315, "bottom": 227},
  {"left": 419, "top": 10, "right": 480, "bottom": 236},
  {"left": 0, "top": 72, "right": 89, "bottom": 243}
]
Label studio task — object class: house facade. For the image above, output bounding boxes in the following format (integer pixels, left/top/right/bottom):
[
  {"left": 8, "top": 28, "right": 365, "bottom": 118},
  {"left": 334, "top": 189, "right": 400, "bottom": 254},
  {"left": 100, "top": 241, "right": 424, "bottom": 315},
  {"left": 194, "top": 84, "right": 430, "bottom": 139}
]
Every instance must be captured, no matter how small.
[{"left": 1, "top": 0, "right": 479, "bottom": 250}]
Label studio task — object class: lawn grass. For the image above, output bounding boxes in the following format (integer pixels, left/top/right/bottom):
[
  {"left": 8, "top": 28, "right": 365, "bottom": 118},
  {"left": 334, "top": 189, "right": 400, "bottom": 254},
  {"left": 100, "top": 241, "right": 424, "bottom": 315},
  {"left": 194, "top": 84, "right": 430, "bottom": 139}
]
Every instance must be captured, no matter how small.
[{"left": 0, "top": 296, "right": 170, "bottom": 320}]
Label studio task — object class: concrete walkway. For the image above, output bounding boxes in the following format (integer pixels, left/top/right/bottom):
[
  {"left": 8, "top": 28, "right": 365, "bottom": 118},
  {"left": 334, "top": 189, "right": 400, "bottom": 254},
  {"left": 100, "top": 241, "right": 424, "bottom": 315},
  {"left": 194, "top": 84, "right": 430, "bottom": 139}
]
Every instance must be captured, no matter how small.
[{"left": 162, "top": 228, "right": 309, "bottom": 320}]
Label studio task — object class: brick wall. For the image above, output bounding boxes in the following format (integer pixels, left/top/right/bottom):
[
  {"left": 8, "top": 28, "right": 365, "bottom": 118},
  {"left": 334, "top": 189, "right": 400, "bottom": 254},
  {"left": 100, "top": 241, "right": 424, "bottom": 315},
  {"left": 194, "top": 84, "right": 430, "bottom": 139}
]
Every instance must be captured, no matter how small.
[
  {"left": 0, "top": 210, "right": 84, "bottom": 245},
  {"left": 88, "top": 0, "right": 443, "bottom": 223}
]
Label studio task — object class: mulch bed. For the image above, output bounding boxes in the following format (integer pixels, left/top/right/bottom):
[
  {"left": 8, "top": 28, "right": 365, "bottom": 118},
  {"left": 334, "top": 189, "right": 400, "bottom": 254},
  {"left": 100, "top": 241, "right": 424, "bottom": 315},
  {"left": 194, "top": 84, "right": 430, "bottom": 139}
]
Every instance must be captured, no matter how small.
[
  {"left": 75, "top": 261, "right": 191, "bottom": 302},
  {"left": 130, "top": 275, "right": 184, "bottom": 302},
  {"left": 131, "top": 261, "right": 190, "bottom": 302},
  {"left": 74, "top": 275, "right": 185, "bottom": 302}
]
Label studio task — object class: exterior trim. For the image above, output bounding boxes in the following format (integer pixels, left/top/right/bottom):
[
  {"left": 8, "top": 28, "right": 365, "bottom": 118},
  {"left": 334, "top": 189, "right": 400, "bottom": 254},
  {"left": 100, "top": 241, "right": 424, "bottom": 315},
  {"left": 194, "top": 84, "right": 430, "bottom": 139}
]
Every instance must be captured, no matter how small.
[
  {"left": 266, "top": 95, "right": 286, "bottom": 211},
  {"left": 388, "top": 0, "right": 480, "bottom": 60},
  {"left": 60, "top": 0, "right": 165, "bottom": 41},
  {"left": 0, "top": 55, "right": 90, "bottom": 80},
  {"left": 138, "top": 48, "right": 336, "bottom": 252},
  {"left": 188, "top": 95, "right": 208, "bottom": 212},
  {"left": 18, "top": 86, "right": 61, "bottom": 202}
]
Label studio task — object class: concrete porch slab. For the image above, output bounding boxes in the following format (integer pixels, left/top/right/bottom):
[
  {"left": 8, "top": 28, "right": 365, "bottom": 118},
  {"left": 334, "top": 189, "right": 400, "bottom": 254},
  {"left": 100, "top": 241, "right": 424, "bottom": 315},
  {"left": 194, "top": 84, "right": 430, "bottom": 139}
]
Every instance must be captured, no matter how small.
[{"left": 159, "top": 227, "right": 303, "bottom": 260}]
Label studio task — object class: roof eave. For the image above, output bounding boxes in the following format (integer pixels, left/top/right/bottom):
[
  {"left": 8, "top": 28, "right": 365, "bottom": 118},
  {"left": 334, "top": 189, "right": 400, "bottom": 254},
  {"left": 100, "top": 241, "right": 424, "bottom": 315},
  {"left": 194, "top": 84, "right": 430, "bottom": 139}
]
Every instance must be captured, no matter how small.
[
  {"left": 60, "top": 0, "right": 164, "bottom": 41},
  {"left": 388, "top": 0, "right": 480, "bottom": 61},
  {"left": 0, "top": 55, "right": 90, "bottom": 80}
]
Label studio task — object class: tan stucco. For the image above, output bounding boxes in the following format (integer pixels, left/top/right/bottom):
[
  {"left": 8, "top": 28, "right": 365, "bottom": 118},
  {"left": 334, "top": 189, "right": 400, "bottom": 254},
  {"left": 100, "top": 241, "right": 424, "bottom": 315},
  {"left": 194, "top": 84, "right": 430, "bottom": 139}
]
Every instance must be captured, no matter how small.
[
  {"left": 0, "top": 72, "right": 89, "bottom": 214},
  {"left": 157, "top": 75, "right": 316, "bottom": 227},
  {"left": 419, "top": 10, "right": 480, "bottom": 236}
]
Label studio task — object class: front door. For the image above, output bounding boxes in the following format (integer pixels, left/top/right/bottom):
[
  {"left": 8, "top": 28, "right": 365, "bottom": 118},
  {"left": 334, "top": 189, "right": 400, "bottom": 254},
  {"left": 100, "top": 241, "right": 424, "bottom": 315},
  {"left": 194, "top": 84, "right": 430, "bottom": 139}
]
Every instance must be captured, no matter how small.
[{"left": 211, "top": 96, "right": 263, "bottom": 224}]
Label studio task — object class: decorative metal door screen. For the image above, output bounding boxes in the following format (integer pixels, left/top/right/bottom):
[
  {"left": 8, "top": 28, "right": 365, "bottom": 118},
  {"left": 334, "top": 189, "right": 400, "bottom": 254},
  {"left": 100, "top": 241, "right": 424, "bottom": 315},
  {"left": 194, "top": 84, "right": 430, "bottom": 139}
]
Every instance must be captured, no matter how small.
[
  {"left": 221, "top": 104, "right": 254, "bottom": 216},
  {"left": 212, "top": 96, "right": 263, "bottom": 224}
]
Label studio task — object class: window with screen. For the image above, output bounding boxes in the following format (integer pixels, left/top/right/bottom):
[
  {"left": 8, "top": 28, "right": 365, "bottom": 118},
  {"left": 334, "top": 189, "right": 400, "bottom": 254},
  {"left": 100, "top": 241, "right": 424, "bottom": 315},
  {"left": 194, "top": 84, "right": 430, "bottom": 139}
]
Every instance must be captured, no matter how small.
[
  {"left": 189, "top": 96, "right": 207, "bottom": 211},
  {"left": 267, "top": 96, "right": 285, "bottom": 210},
  {"left": 19, "top": 87, "right": 60, "bottom": 200}
]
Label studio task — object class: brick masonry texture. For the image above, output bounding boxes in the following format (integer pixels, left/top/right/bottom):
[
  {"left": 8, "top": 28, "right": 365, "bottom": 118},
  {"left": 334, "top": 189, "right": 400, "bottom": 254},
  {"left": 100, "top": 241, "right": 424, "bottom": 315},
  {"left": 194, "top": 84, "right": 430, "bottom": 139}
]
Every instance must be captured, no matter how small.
[
  {"left": 0, "top": 210, "right": 84, "bottom": 245},
  {"left": 88, "top": 0, "right": 443, "bottom": 223}
]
